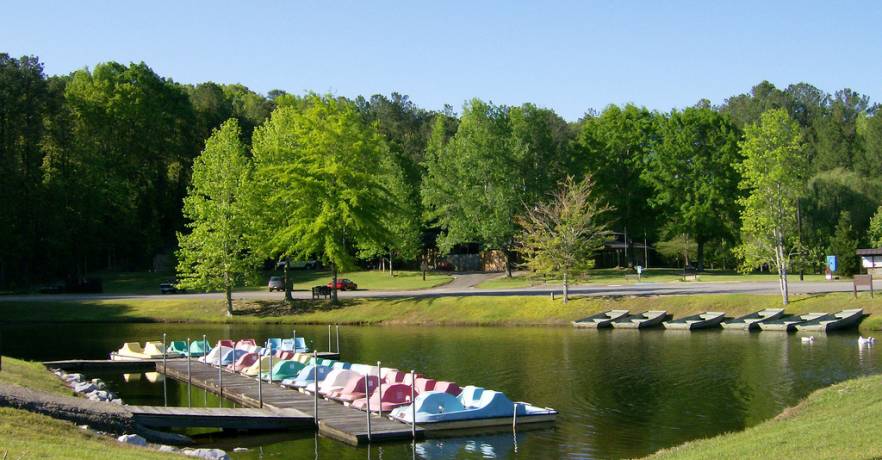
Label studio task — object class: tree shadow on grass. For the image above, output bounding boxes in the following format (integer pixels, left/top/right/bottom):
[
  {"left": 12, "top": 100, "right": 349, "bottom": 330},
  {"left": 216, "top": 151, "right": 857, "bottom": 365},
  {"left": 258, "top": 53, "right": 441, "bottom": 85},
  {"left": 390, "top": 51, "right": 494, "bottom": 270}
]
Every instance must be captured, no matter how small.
[
  {"left": 1, "top": 301, "right": 153, "bottom": 323},
  {"left": 233, "top": 299, "right": 359, "bottom": 318}
]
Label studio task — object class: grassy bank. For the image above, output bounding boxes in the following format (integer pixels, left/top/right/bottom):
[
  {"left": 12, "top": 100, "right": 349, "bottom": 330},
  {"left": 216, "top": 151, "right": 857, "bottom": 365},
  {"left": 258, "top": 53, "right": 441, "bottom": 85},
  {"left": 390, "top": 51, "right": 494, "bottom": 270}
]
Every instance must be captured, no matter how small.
[
  {"left": 477, "top": 268, "right": 829, "bottom": 289},
  {"left": 0, "top": 356, "right": 71, "bottom": 395},
  {"left": 0, "top": 357, "right": 177, "bottom": 459},
  {"left": 646, "top": 373, "right": 882, "bottom": 459},
  {"left": 4, "top": 291, "right": 882, "bottom": 330}
]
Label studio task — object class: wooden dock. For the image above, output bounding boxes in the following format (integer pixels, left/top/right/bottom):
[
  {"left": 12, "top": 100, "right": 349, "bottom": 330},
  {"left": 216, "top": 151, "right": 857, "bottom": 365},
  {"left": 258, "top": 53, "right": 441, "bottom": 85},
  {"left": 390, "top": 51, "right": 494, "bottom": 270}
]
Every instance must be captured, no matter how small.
[
  {"left": 129, "top": 406, "right": 313, "bottom": 430},
  {"left": 158, "top": 360, "right": 423, "bottom": 445}
]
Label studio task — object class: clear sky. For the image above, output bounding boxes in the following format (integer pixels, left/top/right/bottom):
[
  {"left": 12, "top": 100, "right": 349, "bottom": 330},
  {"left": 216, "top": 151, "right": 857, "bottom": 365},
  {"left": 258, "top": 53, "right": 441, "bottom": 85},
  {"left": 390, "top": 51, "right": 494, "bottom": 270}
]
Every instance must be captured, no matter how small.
[{"left": 4, "top": 1, "right": 881, "bottom": 120}]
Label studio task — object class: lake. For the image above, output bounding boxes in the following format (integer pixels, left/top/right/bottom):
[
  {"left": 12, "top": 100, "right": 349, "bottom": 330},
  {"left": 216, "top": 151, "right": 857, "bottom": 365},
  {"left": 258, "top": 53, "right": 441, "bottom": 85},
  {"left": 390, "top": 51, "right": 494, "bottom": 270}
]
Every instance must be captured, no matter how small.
[{"left": 1, "top": 322, "right": 878, "bottom": 459}]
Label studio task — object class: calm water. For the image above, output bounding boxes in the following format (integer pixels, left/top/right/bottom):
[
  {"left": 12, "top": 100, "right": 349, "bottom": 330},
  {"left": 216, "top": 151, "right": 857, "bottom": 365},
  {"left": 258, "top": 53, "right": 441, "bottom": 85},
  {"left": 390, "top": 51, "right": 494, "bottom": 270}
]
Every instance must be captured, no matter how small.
[{"left": 1, "top": 322, "right": 879, "bottom": 459}]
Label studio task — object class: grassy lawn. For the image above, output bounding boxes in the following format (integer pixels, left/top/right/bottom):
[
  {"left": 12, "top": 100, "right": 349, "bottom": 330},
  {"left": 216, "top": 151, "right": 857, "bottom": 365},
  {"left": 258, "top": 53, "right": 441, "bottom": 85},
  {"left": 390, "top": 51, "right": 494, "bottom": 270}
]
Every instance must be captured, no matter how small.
[
  {"left": 0, "top": 408, "right": 178, "bottom": 459},
  {"left": 0, "top": 356, "right": 71, "bottom": 395},
  {"left": 476, "top": 268, "right": 830, "bottom": 289},
  {"left": 93, "top": 269, "right": 452, "bottom": 295},
  {"left": 645, "top": 373, "right": 882, "bottom": 459},
  {"left": 4, "top": 291, "right": 882, "bottom": 330},
  {"left": 0, "top": 357, "right": 178, "bottom": 459}
]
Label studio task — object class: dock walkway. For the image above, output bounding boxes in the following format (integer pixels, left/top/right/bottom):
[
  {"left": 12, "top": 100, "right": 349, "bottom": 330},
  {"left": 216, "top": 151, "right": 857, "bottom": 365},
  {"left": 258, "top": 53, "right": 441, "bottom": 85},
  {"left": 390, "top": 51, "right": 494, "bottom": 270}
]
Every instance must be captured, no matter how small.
[
  {"left": 158, "top": 360, "right": 423, "bottom": 445},
  {"left": 129, "top": 406, "right": 312, "bottom": 430}
]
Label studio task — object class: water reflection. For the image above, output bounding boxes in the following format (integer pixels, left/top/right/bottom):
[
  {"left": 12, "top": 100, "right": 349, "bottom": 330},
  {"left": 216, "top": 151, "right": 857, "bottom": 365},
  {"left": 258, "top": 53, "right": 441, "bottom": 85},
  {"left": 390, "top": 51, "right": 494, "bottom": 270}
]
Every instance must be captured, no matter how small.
[{"left": 1, "top": 322, "right": 879, "bottom": 459}]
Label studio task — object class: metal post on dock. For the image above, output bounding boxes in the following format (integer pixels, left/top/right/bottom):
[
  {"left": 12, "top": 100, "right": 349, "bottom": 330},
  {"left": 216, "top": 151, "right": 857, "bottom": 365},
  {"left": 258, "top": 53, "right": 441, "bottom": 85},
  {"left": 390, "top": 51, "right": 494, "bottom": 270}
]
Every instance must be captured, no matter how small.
[
  {"left": 376, "top": 361, "right": 383, "bottom": 418},
  {"left": 364, "top": 373, "right": 372, "bottom": 442},
  {"left": 410, "top": 369, "right": 416, "bottom": 439},
  {"left": 292, "top": 329, "right": 296, "bottom": 352},
  {"left": 268, "top": 348, "right": 273, "bottom": 384},
  {"left": 218, "top": 339, "right": 223, "bottom": 405},
  {"left": 202, "top": 334, "right": 208, "bottom": 407},
  {"left": 313, "top": 351, "right": 318, "bottom": 427},
  {"left": 512, "top": 402, "right": 518, "bottom": 431},
  {"left": 162, "top": 333, "right": 168, "bottom": 407},
  {"left": 335, "top": 325, "right": 340, "bottom": 354},
  {"left": 186, "top": 337, "right": 192, "bottom": 408},
  {"left": 328, "top": 325, "right": 331, "bottom": 352},
  {"left": 258, "top": 340, "right": 265, "bottom": 408}
]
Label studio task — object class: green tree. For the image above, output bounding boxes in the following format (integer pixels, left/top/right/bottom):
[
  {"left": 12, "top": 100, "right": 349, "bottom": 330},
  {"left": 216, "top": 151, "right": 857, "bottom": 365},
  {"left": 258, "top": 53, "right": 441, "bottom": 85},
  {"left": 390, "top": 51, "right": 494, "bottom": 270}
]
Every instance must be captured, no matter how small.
[
  {"left": 251, "top": 94, "right": 395, "bottom": 302},
  {"left": 0, "top": 54, "right": 50, "bottom": 287},
  {"left": 176, "top": 119, "right": 256, "bottom": 316},
  {"left": 828, "top": 211, "right": 859, "bottom": 276},
  {"left": 517, "top": 176, "right": 611, "bottom": 303},
  {"left": 421, "top": 99, "right": 523, "bottom": 276},
  {"left": 576, "top": 104, "right": 661, "bottom": 258},
  {"left": 735, "top": 109, "right": 808, "bottom": 304},
  {"left": 869, "top": 206, "right": 882, "bottom": 248},
  {"left": 655, "top": 234, "right": 698, "bottom": 268},
  {"left": 644, "top": 106, "right": 742, "bottom": 270}
]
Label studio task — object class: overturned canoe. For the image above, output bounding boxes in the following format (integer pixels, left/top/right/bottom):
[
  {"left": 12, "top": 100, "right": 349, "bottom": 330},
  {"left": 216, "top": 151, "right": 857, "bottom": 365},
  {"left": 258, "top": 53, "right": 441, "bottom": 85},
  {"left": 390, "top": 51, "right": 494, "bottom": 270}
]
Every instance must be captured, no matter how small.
[
  {"left": 663, "top": 312, "right": 726, "bottom": 330},
  {"left": 759, "top": 313, "right": 828, "bottom": 332},
  {"left": 721, "top": 308, "right": 785, "bottom": 330},
  {"left": 572, "top": 310, "right": 629, "bottom": 328},
  {"left": 796, "top": 309, "right": 863, "bottom": 332},
  {"left": 611, "top": 311, "right": 668, "bottom": 329}
]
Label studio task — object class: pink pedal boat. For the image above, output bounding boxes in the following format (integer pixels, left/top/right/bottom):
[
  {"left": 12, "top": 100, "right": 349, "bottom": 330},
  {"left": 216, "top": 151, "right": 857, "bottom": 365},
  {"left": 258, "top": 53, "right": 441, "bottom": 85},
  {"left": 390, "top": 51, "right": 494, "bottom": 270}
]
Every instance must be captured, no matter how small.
[{"left": 352, "top": 383, "right": 415, "bottom": 412}]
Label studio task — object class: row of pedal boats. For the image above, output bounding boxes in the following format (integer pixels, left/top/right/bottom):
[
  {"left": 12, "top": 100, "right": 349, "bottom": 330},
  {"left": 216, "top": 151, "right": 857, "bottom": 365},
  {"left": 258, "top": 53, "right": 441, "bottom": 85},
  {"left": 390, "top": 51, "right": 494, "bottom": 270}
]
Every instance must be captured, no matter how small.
[
  {"left": 112, "top": 338, "right": 557, "bottom": 429},
  {"left": 573, "top": 308, "right": 864, "bottom": 332}
]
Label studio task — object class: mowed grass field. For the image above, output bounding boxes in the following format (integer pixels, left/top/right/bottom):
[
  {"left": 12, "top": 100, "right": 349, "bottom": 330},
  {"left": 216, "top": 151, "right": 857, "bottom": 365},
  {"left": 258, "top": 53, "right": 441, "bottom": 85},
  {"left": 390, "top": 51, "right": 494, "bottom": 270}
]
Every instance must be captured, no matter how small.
[
  {"left": 476, "top": 268, "right": 830, "bottom": 289},
  {"left": 4, "top": 291, "right": 882, "bottom": 330}
]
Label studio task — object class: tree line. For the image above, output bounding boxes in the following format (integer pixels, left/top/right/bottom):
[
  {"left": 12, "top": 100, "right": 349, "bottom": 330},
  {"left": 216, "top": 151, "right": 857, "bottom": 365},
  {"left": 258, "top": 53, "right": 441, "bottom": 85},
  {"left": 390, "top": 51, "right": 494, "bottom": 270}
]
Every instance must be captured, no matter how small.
[{"left": 2, "top": 53, "right": 881, "bottom": 291}]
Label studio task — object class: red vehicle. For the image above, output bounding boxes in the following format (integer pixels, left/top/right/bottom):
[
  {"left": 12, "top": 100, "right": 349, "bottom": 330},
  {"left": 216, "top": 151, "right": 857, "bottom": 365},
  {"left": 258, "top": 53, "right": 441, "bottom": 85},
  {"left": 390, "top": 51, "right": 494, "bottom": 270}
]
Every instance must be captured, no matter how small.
[{"left": 327, "top": 278, "right": 358, "bottom": 291}]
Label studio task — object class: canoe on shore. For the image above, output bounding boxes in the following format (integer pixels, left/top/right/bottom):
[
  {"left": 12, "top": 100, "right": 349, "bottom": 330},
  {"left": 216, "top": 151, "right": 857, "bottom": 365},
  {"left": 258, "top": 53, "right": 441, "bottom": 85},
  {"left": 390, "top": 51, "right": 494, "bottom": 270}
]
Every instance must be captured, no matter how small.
[
  {"left": 721, "top": 308, "right": 785, "bottom": 330},
  {"left": 611, "top": 311, "right": 668, "bottom": 329},
  {"left": 572, "top": 310, "right": 629, "bottom": 328},
  {"left": 663, "top": 312, "right": 726, "bottom": 330},
  {"left": 795, "top": 309, "right": 863, "bottom": 332},
  {"left": 758, "top": 313, "right": 829, "bottom": 332}
]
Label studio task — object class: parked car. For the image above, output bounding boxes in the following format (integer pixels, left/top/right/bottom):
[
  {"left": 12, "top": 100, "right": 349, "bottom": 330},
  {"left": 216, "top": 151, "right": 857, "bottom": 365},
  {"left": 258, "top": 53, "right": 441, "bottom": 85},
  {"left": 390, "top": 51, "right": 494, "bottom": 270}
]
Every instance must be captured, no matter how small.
[
  {"left": 289, "top": 260, "right": 318, "bottom": 269},
  {"left": 326, "top": 278, "right": 357, "bottom": 291},
  {"left": 159, "top": 281, "right": 184, "bottom": 294},
  {"left": 268, "top": 276, "right": 285, "bottom": 292}
]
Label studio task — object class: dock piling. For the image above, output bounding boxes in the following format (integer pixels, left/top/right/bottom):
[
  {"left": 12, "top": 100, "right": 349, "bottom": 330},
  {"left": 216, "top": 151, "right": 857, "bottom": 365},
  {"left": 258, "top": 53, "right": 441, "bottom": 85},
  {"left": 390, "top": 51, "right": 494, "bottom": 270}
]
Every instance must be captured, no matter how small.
[
  {"left": 268, "top": 348, "right": 273, "bottom": 384},
  {"left": 292, "top": 329, "right": 296, "bottom": 352},
  {"left": 186, "top": 337, "right": 192, "bottom": 408},
  {"left": 336, "top": 325, "right": 340, "bottom": 353},
  {"left": 376, "top": 361, "right": 382, "bottom": 418},
  {"left": 259, "top": 340, "right": 265, "bottom": 408},
  {"left": 410, "top": 369, "right": 416, "bottom": 439},
  {"left": 328, "top": 325, "right": 332, "bottom": 352},
  {"left": 313, "top": 351, "right": 318, "bottom": 426},
  {"left": 162, "top": 333, "right": 168, "bottom": 407},
  {"left": 512, "top": 402, "right": 518, "bottom": 431},
  {"left": 364, "top": 373, "right": 372, "bottom": 441},
  {"left": 218, "top": 339, "right": 223, "bottom": 405}
]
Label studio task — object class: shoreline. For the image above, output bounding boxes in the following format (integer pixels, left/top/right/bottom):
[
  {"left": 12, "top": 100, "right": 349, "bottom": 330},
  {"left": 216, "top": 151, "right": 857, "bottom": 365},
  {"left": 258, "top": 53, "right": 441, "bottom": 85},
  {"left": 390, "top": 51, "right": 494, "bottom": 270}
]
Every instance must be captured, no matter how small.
[{"left": 2, "top": 291, "right": 881, "bottom": 331}]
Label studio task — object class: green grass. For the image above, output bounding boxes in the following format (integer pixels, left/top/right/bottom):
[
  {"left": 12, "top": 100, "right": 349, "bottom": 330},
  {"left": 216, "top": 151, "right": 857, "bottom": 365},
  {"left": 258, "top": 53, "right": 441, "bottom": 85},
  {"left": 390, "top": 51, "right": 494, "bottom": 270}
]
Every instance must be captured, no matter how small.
[
  {"left": 0, "top": 356, "right": 71, "bottom": 396},
  {"left": 4, "top": 291, "right": 882, "bottom": 330},
  {"left": 476, "top": 268, "right": 830, "bottom": 289},
  {"left": 0, "top": 407, "right": 179, "bottom": 459},
  {"left": 93, "top": 269, "right": 452, "bottom": 295},
  {"left": 645, "top": 373, "right": 882, "bottom": 459},
  {"left": 0, "top": 357, "right": 179, "bottom": 458}
]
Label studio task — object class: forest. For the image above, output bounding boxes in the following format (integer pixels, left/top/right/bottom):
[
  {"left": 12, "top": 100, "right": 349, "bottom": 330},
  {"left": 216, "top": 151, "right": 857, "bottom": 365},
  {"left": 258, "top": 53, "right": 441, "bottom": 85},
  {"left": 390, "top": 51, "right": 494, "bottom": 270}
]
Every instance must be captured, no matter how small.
[{"left": 2, "top": 52, "right": 882, "bottom": 289}]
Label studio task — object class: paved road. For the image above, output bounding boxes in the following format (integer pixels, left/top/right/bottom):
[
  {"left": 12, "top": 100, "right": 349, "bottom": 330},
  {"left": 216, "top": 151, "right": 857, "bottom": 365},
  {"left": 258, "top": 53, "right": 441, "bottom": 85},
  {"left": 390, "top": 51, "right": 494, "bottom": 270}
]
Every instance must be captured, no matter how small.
[{"left": 1, "top": 278, "right": 875, "bottom": 303}]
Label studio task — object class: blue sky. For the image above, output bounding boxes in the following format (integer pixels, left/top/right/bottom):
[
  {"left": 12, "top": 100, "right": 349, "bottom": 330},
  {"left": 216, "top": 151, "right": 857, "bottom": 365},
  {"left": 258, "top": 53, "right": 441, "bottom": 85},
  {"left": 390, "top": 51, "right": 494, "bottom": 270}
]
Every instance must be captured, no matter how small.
[{"left": 4, "top": 1, "right": 881, "bottom": 120}]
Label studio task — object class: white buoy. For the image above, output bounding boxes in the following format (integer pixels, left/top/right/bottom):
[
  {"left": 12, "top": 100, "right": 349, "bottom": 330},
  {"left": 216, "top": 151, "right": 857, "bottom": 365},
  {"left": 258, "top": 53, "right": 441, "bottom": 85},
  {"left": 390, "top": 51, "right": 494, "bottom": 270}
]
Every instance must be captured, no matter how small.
[{"left": 801, "top": 336, "right": 815, "bottom": 343}]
